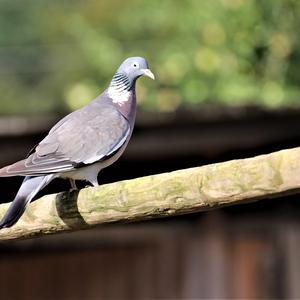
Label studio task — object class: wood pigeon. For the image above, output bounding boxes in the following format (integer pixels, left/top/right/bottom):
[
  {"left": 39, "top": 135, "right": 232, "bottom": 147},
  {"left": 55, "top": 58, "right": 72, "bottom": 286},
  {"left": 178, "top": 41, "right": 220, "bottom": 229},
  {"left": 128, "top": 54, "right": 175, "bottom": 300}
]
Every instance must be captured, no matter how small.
[{"left": 0, "top": 57, "right": 155, "bottom": 229}]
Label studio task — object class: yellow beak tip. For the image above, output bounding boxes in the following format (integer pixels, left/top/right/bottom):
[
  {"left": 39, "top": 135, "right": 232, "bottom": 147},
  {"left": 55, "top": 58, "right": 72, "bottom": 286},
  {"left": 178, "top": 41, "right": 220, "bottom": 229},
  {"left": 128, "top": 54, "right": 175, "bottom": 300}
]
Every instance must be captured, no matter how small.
[{"left": 143, "top": 69, "right": 155, "bottom": 80}]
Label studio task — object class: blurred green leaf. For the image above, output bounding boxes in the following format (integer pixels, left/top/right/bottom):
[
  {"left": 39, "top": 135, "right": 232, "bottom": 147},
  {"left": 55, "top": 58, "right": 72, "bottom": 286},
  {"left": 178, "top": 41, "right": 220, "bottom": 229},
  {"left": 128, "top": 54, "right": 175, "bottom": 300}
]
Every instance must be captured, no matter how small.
[{"left": 0, "top": 0, "right": 300, "bottom": 115}]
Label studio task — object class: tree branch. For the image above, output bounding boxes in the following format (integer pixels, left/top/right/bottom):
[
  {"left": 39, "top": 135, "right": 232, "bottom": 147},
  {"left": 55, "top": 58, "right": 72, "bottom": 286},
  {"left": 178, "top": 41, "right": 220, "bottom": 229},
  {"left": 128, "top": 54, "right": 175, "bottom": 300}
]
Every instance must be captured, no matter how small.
[{"left": 1, "top": 147, "right": 300, "bottom": 241}]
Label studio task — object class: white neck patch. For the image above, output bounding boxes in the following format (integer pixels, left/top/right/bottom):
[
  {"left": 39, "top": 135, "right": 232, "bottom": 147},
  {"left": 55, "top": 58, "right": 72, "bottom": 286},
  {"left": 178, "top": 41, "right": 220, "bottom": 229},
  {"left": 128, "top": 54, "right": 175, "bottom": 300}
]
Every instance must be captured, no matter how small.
[{"left": 107, "top": 86, "right": 130, "bottom": 106}]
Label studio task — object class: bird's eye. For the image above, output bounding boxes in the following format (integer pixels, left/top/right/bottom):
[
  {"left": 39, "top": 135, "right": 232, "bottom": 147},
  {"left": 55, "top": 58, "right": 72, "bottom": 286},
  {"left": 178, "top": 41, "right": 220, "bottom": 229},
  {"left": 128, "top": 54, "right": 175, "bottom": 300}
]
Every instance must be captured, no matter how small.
[{"left": 132, "top": 63, "right": 139, "bottom": 68}]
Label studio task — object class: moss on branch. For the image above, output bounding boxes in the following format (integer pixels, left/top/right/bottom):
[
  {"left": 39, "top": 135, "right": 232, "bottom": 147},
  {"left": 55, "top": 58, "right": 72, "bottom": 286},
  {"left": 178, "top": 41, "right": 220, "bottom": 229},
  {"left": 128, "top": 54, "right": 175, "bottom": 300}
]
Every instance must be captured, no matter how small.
[{"left": 1, "top": 147, "right": 300, "bottom": 240}]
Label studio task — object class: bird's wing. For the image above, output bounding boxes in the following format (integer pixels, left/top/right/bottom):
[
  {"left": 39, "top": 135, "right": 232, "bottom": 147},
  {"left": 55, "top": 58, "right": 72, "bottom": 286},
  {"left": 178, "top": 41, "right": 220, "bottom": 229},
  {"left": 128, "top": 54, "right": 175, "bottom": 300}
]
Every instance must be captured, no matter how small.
[{"left": 2, "top": 102, "right": 130, "bottom": 176}]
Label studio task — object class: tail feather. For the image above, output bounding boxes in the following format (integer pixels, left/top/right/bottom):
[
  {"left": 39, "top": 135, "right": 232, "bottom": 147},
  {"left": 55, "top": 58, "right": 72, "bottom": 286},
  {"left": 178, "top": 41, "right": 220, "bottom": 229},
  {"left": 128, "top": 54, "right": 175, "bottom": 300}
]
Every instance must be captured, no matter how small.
[{"left": 0, "top": 175, "right": 54, "bottom": 229}]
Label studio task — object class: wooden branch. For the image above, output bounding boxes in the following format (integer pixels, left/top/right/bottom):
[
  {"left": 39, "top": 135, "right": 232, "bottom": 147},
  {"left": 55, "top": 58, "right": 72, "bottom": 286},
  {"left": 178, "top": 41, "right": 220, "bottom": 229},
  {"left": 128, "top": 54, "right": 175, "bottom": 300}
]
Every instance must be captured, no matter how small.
[{"left": 1, "top": 147, "right": 300, "bottom": 241}]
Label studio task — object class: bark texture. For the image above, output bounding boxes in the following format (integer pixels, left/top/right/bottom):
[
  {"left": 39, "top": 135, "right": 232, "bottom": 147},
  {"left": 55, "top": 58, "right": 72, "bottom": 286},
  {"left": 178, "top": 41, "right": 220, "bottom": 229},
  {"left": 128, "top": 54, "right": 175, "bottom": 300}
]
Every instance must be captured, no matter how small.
[{"left": 1, "top": 147, "right": 300, "bottom": 241}]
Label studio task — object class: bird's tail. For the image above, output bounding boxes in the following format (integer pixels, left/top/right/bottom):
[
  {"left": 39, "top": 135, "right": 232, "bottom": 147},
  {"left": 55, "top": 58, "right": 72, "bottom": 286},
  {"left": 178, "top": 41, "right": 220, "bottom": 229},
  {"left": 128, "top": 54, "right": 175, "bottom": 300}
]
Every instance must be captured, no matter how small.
[{"left": 0, "top": 175, "right": 54, "bottom": 229}]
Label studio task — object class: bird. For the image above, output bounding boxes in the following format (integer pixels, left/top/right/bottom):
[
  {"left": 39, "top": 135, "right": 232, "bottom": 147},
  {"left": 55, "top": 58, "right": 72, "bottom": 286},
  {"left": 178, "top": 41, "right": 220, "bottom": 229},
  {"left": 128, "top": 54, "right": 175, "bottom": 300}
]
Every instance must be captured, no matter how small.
[{"left": 0, "top": 56, "right": 155, "bottom": 229}]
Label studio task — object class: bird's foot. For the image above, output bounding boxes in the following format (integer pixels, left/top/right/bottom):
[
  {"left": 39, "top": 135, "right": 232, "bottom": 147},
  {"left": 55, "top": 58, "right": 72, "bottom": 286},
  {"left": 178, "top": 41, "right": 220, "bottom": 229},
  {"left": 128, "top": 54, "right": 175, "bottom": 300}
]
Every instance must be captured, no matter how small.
[{"left": 69, "top": 179, "right": 78, "bottom": 192}]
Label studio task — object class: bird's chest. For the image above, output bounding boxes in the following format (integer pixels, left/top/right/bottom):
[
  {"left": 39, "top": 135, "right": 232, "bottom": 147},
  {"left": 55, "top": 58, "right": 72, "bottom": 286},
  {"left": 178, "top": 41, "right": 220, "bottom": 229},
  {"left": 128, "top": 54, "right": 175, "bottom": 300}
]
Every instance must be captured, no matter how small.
[
  {"left": 116, "top": 94, "right": 136, "bottom": 123},
  {"left": 107, "top": 89, "right": 136, "bottom": 122}
]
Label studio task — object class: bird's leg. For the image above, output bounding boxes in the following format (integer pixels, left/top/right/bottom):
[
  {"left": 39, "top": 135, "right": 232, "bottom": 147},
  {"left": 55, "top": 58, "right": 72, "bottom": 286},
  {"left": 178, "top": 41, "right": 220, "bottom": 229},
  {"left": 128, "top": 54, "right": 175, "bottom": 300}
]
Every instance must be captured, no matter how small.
[
  {"left": 88, "top": 174, "right": 99, "bottom": 187},
  {"left": 90, "top": 179, "right": 99, "bottom": 187},
  {"left": 69, "top": 178, "right": 78, "bottom": 192},
  {"left": 85, "top": 173, "right": 100, "bottom": 188},
  {"left": 84, "top": 180, "right": 98, "bottom": 188}
]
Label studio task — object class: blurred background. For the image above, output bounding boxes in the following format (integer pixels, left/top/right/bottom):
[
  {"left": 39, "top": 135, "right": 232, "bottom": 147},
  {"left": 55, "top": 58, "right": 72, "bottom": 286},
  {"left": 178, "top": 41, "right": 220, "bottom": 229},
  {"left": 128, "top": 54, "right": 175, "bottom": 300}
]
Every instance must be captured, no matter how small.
[{"left": 1, "top": 0, "right": 300, "bottom": 299}]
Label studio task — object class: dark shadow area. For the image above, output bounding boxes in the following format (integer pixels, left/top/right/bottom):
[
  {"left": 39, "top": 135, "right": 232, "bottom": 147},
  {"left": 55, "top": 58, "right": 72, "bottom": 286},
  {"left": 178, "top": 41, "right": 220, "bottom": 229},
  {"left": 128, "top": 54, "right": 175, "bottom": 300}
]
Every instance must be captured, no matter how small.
[
  {"left": 1, "top": 108, "right": 300, "bottom": 299},
  {"left": 55, "top": 190, "right": 88, "bottom": 228}
]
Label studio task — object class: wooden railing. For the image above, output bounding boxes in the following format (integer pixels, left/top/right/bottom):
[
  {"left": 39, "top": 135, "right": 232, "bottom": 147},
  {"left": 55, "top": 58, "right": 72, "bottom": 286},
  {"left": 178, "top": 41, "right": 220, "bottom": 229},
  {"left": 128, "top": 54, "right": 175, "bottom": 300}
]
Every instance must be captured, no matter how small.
[{"left": 1, "top": 147, "right": 300, "bottom": 240}]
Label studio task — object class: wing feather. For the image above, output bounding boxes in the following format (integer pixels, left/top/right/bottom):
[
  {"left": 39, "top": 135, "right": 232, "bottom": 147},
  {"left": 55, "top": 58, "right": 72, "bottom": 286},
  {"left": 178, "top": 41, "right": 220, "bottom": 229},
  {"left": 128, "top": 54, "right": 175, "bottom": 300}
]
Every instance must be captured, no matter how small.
[{"left": 2, "top": 101, "right": 131, "bottom": 176}]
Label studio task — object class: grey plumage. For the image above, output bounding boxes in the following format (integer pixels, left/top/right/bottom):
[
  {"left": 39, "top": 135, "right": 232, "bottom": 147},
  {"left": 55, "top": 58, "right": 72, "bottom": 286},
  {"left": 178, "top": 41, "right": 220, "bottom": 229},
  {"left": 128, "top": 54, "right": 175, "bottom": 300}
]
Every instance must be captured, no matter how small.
[
  {"left": 0, "top": 175, "right": 53, "bottom": 228},
  {"left": 0, "top": 56, "right": 154, "bottom": 228},
  {"left": 5, "top": 102, "right": 130, "bottom": 175}
]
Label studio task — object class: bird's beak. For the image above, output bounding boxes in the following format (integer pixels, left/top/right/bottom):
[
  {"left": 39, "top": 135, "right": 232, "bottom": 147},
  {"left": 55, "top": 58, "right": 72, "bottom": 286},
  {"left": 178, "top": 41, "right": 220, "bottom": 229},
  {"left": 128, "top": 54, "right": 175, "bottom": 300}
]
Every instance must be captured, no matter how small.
[{"left": 142, "top": 69, "right": 155, "bottom": 80}]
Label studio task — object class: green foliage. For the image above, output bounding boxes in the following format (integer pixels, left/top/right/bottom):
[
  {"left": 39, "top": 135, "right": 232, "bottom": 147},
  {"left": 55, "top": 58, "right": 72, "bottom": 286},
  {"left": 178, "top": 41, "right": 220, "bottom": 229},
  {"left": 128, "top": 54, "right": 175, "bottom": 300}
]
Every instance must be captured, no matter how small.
[{"left": 0, "top": 0, "right": 300, "bottom": 115}]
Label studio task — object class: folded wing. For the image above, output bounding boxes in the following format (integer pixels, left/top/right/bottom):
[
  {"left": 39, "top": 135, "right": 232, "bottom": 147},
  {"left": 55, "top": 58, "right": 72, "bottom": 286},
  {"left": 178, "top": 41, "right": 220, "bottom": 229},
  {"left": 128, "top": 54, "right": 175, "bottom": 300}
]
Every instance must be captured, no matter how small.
[{"left": 0, "top": 102, "right": 130, "bottom": 176}]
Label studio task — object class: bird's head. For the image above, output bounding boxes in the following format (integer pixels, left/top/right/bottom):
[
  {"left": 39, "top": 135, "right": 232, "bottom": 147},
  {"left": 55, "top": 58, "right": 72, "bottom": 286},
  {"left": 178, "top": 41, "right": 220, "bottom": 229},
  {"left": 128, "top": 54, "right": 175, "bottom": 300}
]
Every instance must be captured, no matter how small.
[{"left": 117, "top": 57, "right": 155, "bottom": 82}]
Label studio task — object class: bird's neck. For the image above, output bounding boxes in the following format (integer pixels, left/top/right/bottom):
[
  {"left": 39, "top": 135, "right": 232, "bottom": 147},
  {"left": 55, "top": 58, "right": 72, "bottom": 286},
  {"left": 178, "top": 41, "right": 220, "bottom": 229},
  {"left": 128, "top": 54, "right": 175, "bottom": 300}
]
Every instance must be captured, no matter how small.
[
  {"left": 107, "top": 72, "right": 136, "bottom": 121},
  {"left": 107, "top": 72, "right": 135, "bottom": 105}
]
